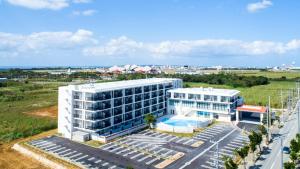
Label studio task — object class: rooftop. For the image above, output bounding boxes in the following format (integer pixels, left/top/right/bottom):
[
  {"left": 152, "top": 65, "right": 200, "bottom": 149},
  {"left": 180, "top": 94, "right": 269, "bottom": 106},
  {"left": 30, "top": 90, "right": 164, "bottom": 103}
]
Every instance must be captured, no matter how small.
[
  {"left": 237, "top": 105, "right": 267, "bottom": 113},
  {"left": 66, "top": 78, "right": 180, "bottom": 92},
  {"left": 168, "top": 87, "right": 240, "bottom": 96}
]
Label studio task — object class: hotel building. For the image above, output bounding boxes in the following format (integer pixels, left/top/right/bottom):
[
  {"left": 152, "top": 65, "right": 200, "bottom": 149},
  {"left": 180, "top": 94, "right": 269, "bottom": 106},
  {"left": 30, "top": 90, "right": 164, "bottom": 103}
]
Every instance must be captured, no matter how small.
[
  {"left": 58, "top": 78, "right": 182, "bottom": 142},
  {"left": 167, "top": 88, "right": 244, "bottom": 122}
]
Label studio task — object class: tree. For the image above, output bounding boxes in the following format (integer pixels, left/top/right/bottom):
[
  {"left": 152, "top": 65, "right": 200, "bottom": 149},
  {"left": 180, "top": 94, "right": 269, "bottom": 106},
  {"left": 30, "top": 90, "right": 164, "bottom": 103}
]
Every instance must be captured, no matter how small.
[
  {"left": 258, "top": 125, "right": 267, "bottom": 136},
  {"left": 290, "top": 151, "right": 297, "bottom": 163},
  {"left": 144, "top": 114, "right": 156, "bottom": 128},
  {"left": 234, "top": 146, "right": 249, "bottom": 169},
  {"left": 222, "top": 156, "right": 238, "bottom": 169},
  {"left": 248, "top": 131, "right": 263, "bottom": 152},
  {"left": 284, "top": 162, "right": 296, "bottom": 169}
]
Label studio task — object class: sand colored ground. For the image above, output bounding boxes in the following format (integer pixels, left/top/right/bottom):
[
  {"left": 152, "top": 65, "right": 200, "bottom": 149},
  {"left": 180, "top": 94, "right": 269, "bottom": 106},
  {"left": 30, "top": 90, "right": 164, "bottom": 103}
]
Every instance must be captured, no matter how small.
[
  {"left": 0, "top": 130, "right": 57, "bottom": 169},
  {"left": 25, "top": 106, "right": 58, "bottom": 118}
]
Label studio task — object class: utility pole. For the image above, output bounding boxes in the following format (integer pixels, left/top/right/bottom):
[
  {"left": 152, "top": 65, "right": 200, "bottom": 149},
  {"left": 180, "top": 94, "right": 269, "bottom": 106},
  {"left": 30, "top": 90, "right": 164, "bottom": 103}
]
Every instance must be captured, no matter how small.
[
  {"left": 280, "top": 136, "right": 283, "bottom": 169},
  {"left": 280, "top": 89, "right": 284, "bottom": 123},
  {"left": 267, "top": 96, "right": 271, "bottom": 142}
]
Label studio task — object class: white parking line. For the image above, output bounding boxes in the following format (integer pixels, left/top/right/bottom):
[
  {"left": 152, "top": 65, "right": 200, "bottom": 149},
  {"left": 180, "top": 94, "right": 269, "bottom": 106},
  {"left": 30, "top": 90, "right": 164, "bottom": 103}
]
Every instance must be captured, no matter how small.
[
  {"left": 176, "top": 138, "right": 187, "bottom": 143},
  {"left": 57, "top": 149, "right": 71, "bottom": 154},
  {"left": 74, "top": 155, "right": 88, "bottom": 161},
  {"left": 45, "top": 145, "right": 61, "bottom": 151},
  {"left": 146, "top": 157, "right": 159, "bottom": 165},
  {"left": 222, "top": 149, "right": 233, "bottom": 153},
  {"left": 224, "top": 146, "right": 237, "bottom": 150},
  {"left": 227, "top": 144, "right": 241, "bottom": 148},
  {"left": 95, "top": 159, "right": 102, "bottom": 164},
  {"left": 102, "top": 144, "right": 118, "bottom": 150},
  {"left": 102, "top": 162, "right": 109, "bottom": 166},
  {"left": 31, "top": 140, "right": 48, "bottom": 146},
  {"left": 123, "top": 150, "right": 137, "bottom": 157},
  {"left": 34, "top": 141, "right": 52, "bottom": 147},
  {"left": 182, "top": 139, "right": 194, "bottom": 145},
  {"left": 168, "top": 137, "right": 178, "bottom": 142},
  {"left": 39, "top": 143, "right": 57, "bottom": 149},
  {"left": 109, "top": 146, "right": 124, "bottom": 153},
  {"left": 195, "top": 135, "right": 211, "bottom": 139},
  {"left": 88, "top": 157, "right": 95, "bottom": 161},
  {"left": 109, "top": 165, "right": 116, "bottom": 169},
  {"left": 201, "top": 164, "right": 214, "bottom": 169},
  {"left": 68, "top": 153, "right": 82, "bottom": 159},
  {"left": 62, "top": 151, "right": 76, "bottom": 157},
  {"left": 138, "top": 154, "right": 152, "bottom": 162},
  {"left": 130, "top": 152, "right": 144, "bottom": 159},
  {"left": 195, "top": 137, "right": 208, "bottom": 141},
  {"left": 231, "top": 141, "right": 245, "bottom": 145},
  {"left": 52, "top": 147, "right": 66, "bottom": 153}
]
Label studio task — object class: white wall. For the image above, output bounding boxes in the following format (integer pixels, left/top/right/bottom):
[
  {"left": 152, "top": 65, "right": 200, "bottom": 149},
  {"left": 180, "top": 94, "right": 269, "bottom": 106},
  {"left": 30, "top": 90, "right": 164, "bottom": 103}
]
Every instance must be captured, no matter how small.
[{"left": 58, "top": 86, "right": 73, "bottom": 139}]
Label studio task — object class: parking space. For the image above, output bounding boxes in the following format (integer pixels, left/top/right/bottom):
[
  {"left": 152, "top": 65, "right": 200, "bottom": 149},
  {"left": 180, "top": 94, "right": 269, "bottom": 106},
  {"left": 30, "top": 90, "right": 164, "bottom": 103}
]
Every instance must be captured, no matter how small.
[
  {"left": 199, "top": 133, "right": 249, "bottom": 169},
  {"left": 99, "top": 135, "right": 184, "bottom": 167},
  {"left": 139, "top": 129, "right": 200, "bottom": 147},
  {"left": 28, "top": 138, "right": 124, "bottom": 169},
  {"left": 193, "top": 123, "right": 234, "bottom": 142}
]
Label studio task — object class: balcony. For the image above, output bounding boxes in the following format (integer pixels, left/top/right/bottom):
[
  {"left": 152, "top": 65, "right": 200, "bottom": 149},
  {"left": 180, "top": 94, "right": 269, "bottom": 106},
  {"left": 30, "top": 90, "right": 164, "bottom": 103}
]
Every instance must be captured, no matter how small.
[
  {"left": 113, "top": 90, "right": 123, "bottom": 98},
  {"left": 125, "top": 88, "right": 133, "bottom": 96},
  {"left": 134, "top": 87, "right": 142, "bottom": 94},
  {"left": 143, "top": 93, "right": 150, "bottom": 100},
  {"left": 135, "top": 102, "right": 142, "bottom": 109},
  {"left": 151, "top": 85, "right": 157, "bottom": 91},
  {"left": 124, "top": 96, "right": 133, "bottom": 104},
  {"left": 151, "top": 91, "right": 157, "bottom": 98},
  {"left": 135, "top": 95, "right": 142, "bottom": 102},
  {"left": 144, "top": 86, "right": 150, "bottom": 92}
]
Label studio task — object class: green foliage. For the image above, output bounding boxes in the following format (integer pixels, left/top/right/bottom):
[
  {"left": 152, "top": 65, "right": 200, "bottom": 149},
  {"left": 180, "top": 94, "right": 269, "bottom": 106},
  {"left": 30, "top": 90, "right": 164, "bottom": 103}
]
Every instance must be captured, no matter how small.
[
  {"left": 258, "top": 125, "right": 267, "bottom": 136},
  {"left": 284, "top": 161, "right": 296, "bottom": 169},
  {"left": 222, "top": 156, "right": 238, "bottom": 169},
  {"left": 144, "top": 114, "right": 156, "bottom": 127},
  {"left": 234, "top": 145, "right": 249, "bottom": 161},
  {"left": 248, "top": 131, "right": 263, "bottom": 152},
  {"left": 0, "top": 81, "right": 58, "bottom": 143}
]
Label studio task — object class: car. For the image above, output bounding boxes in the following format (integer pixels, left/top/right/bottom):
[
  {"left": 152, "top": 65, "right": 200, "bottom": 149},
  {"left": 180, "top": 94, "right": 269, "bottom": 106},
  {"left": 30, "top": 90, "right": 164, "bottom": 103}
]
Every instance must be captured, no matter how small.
[{"left": 283, "top": 146, "right": 290, "bottom": 154}]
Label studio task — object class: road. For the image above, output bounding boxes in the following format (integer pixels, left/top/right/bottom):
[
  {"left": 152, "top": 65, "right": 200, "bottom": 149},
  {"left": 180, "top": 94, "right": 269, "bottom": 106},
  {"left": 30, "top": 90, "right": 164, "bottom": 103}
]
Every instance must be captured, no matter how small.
[{"left": 255, "top": 102, "right": 299, "bottom": 169}]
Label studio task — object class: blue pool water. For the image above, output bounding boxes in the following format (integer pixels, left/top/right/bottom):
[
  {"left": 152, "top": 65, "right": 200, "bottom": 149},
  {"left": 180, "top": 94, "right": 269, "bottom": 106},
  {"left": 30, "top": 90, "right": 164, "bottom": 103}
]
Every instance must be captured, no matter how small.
[{"left": 160, "top": 118, "right": 198, "bottom": 127}]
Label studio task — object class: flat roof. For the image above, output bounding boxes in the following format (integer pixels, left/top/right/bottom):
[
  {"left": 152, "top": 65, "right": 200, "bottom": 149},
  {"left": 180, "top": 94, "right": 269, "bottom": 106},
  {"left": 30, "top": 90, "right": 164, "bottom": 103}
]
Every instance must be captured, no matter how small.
[
  {"left": 168, "top": 87, "right": 240, "bottom": 96},
  {"left": 237, "top": 105, "right": 267, "bottom": 113},
  {"left": 66, "top": 78, "right": 180, "bottom": 92}
]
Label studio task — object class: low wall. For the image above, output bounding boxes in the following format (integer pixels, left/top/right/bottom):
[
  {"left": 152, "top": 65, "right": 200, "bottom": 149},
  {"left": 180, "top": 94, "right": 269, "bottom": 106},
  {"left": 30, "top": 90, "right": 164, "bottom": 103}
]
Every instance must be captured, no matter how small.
[
  {"left": 156, "top": 123, "right": 194, "bottom": 133},
  {"left": 12, "top": 143, "right": 67, "bottom": 169},
  {"left": 156, "top": 119, "right": 211, "bottom": 133}
]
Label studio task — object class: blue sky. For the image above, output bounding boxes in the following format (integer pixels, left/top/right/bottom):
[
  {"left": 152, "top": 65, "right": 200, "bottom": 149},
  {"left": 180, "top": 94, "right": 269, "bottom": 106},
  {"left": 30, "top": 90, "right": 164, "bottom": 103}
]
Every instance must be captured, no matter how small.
[{"left": 0, "top": 0, "right": 300, "bottom": 67}]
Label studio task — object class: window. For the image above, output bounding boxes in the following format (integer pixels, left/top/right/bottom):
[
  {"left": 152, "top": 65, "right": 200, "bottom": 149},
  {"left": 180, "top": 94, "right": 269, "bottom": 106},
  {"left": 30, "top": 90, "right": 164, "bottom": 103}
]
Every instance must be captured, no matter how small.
[{"left": 221, "top": 96, "right": 229, "bottom": 102}]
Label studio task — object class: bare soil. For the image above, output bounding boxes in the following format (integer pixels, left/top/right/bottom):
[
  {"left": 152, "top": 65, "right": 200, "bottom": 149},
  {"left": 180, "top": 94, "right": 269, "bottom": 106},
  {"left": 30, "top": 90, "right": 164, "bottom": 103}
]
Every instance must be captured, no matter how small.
[{"left": 25, "top": 106, "right": 58, "bottom": 118}]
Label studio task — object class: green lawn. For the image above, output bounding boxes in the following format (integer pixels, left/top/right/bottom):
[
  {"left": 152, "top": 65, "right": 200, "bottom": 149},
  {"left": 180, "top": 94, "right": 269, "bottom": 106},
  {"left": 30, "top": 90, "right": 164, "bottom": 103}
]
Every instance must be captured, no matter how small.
[
  {"left": 186, "top": 81, "right": 295, "bottom": 108},
  {"left": 0, "top": 82, "right": 60, "bottom": 143},
  {"left": 235, "top": 71, "right": 300, "bottom": 79}
]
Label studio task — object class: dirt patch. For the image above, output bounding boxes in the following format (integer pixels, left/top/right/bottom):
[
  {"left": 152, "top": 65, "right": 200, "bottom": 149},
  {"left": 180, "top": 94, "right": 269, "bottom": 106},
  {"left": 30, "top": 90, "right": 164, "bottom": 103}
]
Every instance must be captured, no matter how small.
[
  {"left": 0, "top": 130, "right": 57, "bottom": 169},
  {"left": 26, "top": 106, "right": 58, "bottom": 118}
]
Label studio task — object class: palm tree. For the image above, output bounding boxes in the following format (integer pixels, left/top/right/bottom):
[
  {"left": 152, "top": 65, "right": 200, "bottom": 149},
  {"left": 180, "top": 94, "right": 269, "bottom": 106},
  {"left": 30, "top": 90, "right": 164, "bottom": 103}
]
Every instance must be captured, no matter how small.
[
  {"left": 234, "top": 146, "right": 249, "bottom": 169},
  {"left": 144, "top": 114, "right": 156, "bottom": 128},
  {"left": 222, "top": 156, "right": 238, "bottom": 169}
]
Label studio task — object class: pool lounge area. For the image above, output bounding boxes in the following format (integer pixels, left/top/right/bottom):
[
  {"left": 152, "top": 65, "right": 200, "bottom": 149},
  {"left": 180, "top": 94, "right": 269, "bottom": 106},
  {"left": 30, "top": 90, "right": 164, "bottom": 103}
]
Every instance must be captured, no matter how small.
[{"left": 156, "top": 115, "right": 211, "bottom": 133}]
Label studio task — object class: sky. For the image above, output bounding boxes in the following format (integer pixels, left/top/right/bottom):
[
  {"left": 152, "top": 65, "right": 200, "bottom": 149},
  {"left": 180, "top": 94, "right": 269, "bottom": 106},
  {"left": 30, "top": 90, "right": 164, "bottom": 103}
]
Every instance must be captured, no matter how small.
[{"left": 0, "top": 0, "right": 300, "bottom": 67}]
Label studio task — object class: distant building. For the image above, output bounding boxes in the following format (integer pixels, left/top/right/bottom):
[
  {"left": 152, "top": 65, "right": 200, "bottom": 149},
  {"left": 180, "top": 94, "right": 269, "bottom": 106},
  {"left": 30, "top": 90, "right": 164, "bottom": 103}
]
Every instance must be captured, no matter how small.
[
  {"left": 58, "top": 78, "right": 182, "bottom": 142},
  {"left": 0, "top": 78, "right": 7, "bottom": 82}
]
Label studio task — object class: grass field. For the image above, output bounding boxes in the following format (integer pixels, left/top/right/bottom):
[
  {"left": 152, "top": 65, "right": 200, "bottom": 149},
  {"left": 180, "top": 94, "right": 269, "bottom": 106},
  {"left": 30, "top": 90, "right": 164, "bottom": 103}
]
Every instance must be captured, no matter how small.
[
  {"left": 0, "top": 81, "right": 61, "bottom": 143},
  {"left": 234, "top": 71, "right": 300, "bottom": 79},
  {"left": 186, "top": 81, "right": 296, "bottom": 108}
]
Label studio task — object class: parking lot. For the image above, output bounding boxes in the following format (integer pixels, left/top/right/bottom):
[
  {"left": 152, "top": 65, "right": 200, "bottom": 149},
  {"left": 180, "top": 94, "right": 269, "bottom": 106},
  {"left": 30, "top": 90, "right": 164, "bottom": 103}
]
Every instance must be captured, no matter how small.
[
  {"left": 27, "top": 123, "right": 249, "bottom": 169},
  {"left": 200, "top": 133, "right": 249, "bottom": 169},
  {"left": 193, "top": 123, "right": 235, "bottom": 142}
]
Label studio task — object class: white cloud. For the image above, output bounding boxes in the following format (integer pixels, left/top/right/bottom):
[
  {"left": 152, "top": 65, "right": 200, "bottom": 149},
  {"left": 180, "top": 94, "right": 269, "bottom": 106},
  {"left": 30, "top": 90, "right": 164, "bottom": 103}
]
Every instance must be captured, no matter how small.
[
  {"left": 247, "top": 0, "right": 273, "bottom": 13},
  {"left": 0, "top": 29, "right": 97, "bottom": 58},
  {"left": 1, "top": 30, "right": 300, "bottom": 60},
  {"left": 5, "top": 0, "right": 69, "bottom": 10},
  {"left": 83, "top": 37, "right": 300, "bottom": 58},
  {"left": 72, "top": 9, "right": 97, "bottom": 16},
  {"left": 72, "top": 0, "right": 92, "bottom": 3}
]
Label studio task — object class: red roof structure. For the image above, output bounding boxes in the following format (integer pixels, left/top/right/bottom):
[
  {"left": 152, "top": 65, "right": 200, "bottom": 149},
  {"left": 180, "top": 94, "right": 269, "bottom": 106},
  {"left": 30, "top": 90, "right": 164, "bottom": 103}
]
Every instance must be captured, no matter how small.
[{"left": 237, "top": 105, "right": 267, "bottom": 113}]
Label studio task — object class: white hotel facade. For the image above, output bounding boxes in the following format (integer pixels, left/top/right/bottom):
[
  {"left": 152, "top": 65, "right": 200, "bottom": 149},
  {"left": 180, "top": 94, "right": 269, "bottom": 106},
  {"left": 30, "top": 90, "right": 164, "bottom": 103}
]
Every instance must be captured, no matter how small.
[
  {"left": 58, "top": 78, "right": 182, "bottom": 142},
  {"left": 167, "top": 88, "right": 244, "bottom": 122}
]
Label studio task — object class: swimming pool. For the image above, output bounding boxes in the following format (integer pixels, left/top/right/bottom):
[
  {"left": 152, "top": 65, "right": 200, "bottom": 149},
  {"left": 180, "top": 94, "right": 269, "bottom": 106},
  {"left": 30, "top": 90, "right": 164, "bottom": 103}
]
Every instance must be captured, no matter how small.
[
  {"left": 160, "top": 118, "right": 199, "bottom": 127},
  {"left": 156, "top": 116, "right": 211, "bottom": 133}
]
